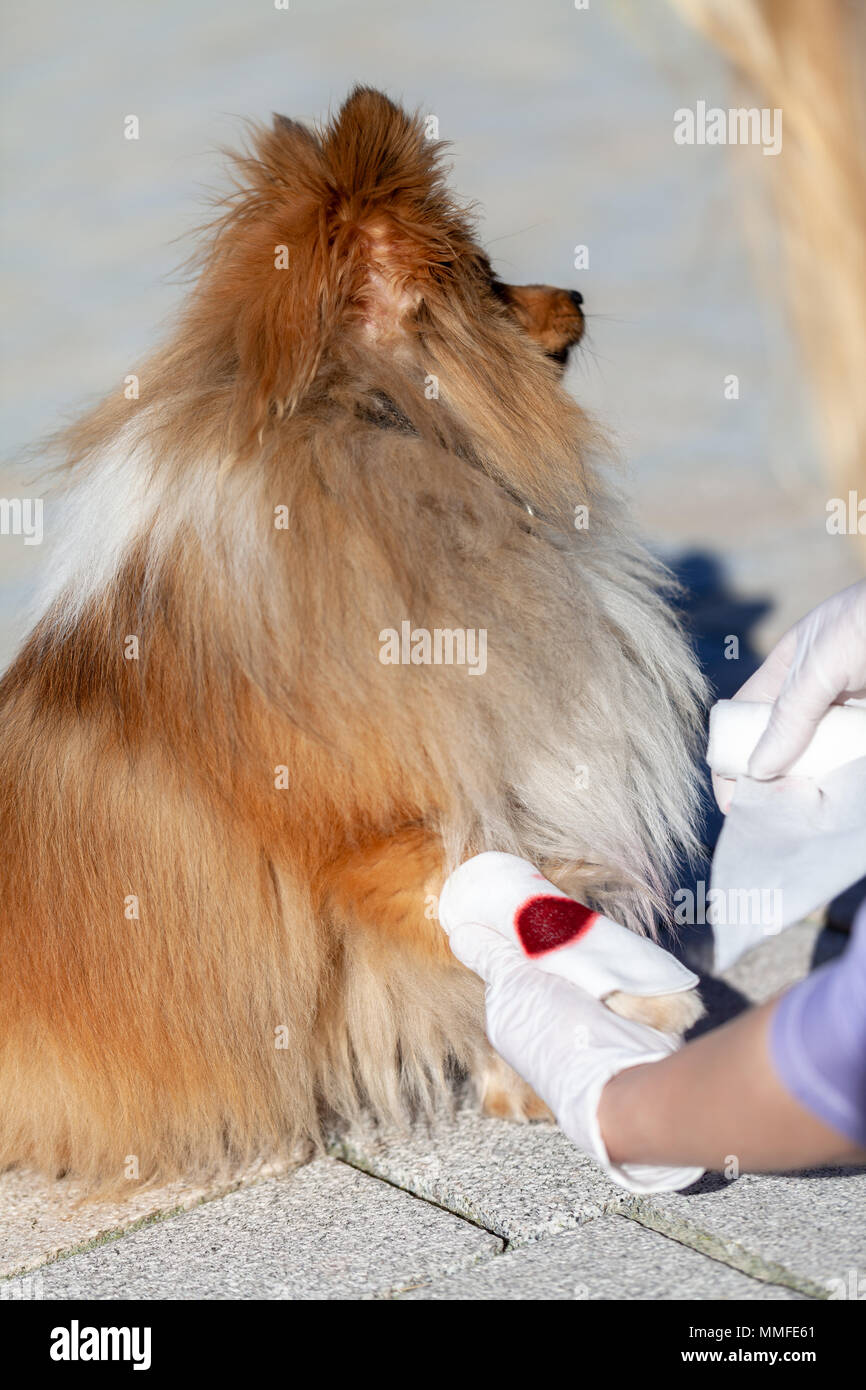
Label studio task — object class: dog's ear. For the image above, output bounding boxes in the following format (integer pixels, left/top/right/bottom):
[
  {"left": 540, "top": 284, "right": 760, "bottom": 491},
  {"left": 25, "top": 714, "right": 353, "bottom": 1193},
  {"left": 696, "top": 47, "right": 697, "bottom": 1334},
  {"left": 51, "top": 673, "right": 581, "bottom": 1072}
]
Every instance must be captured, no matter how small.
[
  {"left": 320, "top": 87, "right": 478, "bottom": 341},
  {"left": 272, "top": 112, "right": 317, "bottom": 143},
  {"left": 238, "top": 111, "right": 326, "bottom": 191},
  {"left": 198, "top": 89, "right": 476, "bottom": 447},
  {"left": 321, "top": 87, "right": 439, "bottom": 211},
  {"left": 198, "top": 113, "right": 333, "bottom": 445}
]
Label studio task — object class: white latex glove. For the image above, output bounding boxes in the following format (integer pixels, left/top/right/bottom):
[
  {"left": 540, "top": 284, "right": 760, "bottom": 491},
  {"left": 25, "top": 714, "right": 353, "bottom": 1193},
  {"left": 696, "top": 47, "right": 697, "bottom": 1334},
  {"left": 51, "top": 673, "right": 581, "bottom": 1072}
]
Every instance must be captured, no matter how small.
[
  {"left": 714, "top": 579, "right": 866, "bottom": 810},
  {"left": 447, "top": 919, "right": 705, "bottom": 1194}
]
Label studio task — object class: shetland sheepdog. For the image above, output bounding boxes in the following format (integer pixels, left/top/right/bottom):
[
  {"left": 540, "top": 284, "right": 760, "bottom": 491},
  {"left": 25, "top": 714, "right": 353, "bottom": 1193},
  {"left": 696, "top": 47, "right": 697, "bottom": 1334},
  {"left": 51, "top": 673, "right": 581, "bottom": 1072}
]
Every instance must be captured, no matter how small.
[{"left": 0, "top": 88, "right": 704, "bottom": 1186}]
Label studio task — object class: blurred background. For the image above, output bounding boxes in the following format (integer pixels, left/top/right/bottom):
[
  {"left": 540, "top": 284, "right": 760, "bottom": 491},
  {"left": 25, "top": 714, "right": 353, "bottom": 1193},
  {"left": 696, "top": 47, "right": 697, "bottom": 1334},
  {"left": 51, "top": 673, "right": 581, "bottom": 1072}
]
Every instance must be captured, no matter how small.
[{"left": 1, "top": 0, "right": 864, "bottom": 776}]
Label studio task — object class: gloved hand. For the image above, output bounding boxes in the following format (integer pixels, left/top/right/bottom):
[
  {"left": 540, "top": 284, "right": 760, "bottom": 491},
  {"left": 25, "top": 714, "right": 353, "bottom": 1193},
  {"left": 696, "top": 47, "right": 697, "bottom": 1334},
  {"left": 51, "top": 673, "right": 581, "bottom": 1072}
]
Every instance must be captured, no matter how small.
[
  {"left": 447, "top": 917, "right": 705, "bottom": 1193},
  {"left": 714, "top": 579, "right": 866, "bottom": 810}
]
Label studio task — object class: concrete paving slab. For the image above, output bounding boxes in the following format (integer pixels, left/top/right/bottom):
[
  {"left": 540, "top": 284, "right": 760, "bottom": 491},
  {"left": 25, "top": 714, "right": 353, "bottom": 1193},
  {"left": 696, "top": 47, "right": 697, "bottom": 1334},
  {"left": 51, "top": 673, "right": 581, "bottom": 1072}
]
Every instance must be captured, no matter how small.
[
  {"left": 32, "top": 1158, "right": 502, "bottom": 1300},
  {"left": 399, "top": 1215, "right": 805, "bottom": 1300},
  {"left": 628, "top": 1167, "right": 866, "bottom": 1299},
  {"left": 0, "top": 1161, "right": 293, "bottom": 1282},
  {"left": 332, "top": 1097, "right": 865, "bottom": 1299},
  {"left": 330, "top": 1105, "right": 627, "bottom": 1243}
]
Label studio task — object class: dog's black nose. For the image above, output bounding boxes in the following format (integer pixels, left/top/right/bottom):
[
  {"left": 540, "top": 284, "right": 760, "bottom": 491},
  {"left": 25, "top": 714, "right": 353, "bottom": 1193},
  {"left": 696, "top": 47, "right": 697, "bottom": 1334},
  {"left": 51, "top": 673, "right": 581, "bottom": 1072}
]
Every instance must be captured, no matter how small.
[{"left": 569, "top": 290, "right": 584, "bottom": 309}]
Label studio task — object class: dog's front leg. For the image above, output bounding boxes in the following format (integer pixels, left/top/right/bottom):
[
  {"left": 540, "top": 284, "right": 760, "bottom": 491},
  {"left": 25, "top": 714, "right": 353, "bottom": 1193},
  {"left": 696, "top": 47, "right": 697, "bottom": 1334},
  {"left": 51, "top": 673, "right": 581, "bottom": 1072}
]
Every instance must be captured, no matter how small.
[{"left": 322, "top": 827, "right": 551, "bottom": 1121}]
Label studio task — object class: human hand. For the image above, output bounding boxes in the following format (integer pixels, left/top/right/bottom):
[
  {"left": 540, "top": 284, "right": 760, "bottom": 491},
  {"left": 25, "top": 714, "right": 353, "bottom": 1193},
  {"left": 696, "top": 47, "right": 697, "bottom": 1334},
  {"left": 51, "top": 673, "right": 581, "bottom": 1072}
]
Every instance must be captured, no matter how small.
[
  {"left": 713, "top": 579, "right": 866, "bottom": 811},
  {"left": 446, "top": 916, "right": 704, "bottom": 1193}
]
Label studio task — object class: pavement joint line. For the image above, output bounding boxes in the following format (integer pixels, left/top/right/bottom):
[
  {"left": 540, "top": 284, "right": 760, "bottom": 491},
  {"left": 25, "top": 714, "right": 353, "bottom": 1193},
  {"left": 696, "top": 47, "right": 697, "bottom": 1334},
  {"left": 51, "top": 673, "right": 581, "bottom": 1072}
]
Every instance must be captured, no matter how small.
[
  {"left": 614, "top": 1196, "right": 825, "bottom": 1300},
  {"left": 327, "top": 1133, "right": 629, "bottom": 1248},
  {"left": 0, "top": 1160, "right": 301, "bottom": 1284},
  {"left": 327, "top": 1145, "right": 509, "bottom": 1245},
  {"left": 0, "top": 1199, "right": 206, "bottom": 1284},
  {"left": 381, "top": 1211, "right": 820, "bottom": 1301},
  {"left": 502, "top": 1197, "right": 624, "bottom": 1252},
  {"left": 364, "top": 1211, "right": 619, "bottom": 1300}
]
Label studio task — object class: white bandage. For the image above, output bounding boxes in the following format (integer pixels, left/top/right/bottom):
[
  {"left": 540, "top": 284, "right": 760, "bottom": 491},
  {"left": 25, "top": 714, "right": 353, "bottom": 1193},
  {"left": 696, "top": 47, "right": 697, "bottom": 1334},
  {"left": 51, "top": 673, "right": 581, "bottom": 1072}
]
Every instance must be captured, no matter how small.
[
  {"left": 438, "top": 852, "right": 698, "bottom": 1001},
  {"left": 707, "top": 699, "right": 866, "bottom": 779}
]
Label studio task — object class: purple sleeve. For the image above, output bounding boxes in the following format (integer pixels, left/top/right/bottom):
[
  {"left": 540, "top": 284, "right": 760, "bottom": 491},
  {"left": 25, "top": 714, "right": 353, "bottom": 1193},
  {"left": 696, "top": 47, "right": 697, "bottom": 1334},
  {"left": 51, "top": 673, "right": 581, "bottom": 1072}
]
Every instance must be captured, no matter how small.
[{"left": 769, "top": 902, "right": 866, "bottom": 1147}]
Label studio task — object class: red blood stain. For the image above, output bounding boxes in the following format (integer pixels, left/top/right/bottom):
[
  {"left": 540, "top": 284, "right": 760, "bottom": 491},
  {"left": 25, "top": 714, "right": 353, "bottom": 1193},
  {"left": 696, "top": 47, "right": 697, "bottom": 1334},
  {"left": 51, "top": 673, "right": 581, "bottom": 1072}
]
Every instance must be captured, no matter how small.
[{"left": 515, "top": 895, "right": 598, "bottom": 956}]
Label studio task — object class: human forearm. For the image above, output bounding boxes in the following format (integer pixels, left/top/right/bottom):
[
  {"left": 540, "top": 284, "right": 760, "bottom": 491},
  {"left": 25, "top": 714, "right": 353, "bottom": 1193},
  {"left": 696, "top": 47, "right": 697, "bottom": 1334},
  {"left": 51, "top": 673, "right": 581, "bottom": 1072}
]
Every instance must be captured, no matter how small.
[{"left": 598, "top": 997, "right": 866, "bottom": 1173}]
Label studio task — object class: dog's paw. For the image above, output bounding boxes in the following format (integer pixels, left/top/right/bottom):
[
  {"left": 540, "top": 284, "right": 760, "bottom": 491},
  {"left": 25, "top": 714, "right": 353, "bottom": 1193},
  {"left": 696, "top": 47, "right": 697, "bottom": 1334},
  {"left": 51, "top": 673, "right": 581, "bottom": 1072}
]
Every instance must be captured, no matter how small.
[
  {"left": 604, "top": 987, "right": 704, "bottom": 1036},
  {"left": 476, "top": 1052, "right": 553, "bottom": 1123}
]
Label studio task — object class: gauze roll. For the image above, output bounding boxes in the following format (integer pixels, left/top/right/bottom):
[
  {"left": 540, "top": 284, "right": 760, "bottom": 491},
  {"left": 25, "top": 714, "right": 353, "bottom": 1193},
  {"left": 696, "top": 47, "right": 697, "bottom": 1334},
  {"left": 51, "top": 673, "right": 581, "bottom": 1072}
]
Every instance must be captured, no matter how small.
[
  {"left": 438, "top": 851, "right": 698, "bottom": 1002},
  {"left": 707, "top": 700, "right": 866, "bottom": 972},
  {"left": 707, "top": 699, "right": 866, "bottom": 779}
]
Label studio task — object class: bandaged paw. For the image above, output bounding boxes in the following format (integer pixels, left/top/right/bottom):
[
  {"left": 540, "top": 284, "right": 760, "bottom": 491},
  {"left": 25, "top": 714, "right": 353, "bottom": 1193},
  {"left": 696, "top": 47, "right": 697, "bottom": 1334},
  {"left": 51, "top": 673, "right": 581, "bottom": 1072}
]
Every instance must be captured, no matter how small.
[{"left": 439, "top": 851, "right": 698, "bottom": 1003}]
